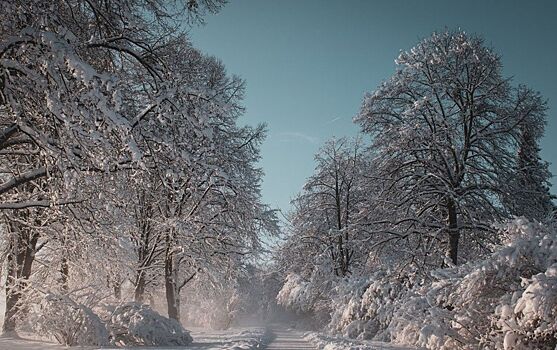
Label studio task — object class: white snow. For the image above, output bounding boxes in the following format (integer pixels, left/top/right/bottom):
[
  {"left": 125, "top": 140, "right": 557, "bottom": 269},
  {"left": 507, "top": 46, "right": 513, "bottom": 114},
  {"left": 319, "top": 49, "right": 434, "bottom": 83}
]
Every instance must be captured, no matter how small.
[
  {"left": 0, "top": 336, "right": 66, "bottom": 350},
  {"left": 0, "top": 327, "right": 269, "bottom": 350},
  {"left": 305, "top": 332, "right": 418, "bottom": 350},
  {"left": 188, "top": 327, "right": 270, "bottom": 349}
]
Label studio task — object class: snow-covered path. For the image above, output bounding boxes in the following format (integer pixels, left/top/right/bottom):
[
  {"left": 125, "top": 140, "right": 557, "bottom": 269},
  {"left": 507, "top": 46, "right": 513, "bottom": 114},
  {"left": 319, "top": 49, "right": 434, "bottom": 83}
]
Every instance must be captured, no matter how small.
[
  {"left": 0, "top": 336, "right": 65, "bottom": 350},
  {"left": 266, "top": 329, "right": 315, "bottom": 350},
  {"left": 0, "top": 327, "right": 268, "bottom": 350},
  {"left": 305, "top": 332, "right": 418, "bottom": 350}
]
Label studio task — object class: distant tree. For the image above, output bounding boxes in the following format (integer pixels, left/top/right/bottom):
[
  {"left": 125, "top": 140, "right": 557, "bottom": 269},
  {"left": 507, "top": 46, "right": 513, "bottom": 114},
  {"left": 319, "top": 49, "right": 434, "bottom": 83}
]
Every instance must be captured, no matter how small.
[
  {"left": 285, "top": 138, "right": 367, "bottom": 278},
  {"left": 507, "top": 103, "right": 555, "bottom": 221},
  {"left": 356, "top": 30, "right": 550, "bottom": 265}
]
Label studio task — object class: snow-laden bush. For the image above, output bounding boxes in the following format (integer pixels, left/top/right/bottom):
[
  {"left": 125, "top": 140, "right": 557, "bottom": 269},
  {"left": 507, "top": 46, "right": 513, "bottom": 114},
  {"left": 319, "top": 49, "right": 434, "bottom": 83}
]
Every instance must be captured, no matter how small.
[
  {"left": 107, "top": 302, "right": 192, "bottom": 346},
  {"left": 498, "top": 264, "right": 557, "bottom": 349},
  {"left": 309, "top": 218, "right": 556, "bottom": 349},
  {"left": 494, "top": 220, "right": 557, "bottom": 349},
  {"left": 326, "top": 271, "right": 412, "bottom": 341},
  {"left": 33, "top": 293, "right": 110, "bottom": 346},
  {"left": 276, "top": 272, "right": 333, "bottom": 327},
  {"left": 277, "top": 273, "right": 315, "bottom": 313},
  {"left": 388, "top": 218, "right": 557, "bottom": 349}
]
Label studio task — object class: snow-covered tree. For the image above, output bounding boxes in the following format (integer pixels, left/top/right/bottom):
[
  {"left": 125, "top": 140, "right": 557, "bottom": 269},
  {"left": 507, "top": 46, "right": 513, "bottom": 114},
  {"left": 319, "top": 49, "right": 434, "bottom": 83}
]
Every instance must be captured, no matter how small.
[
  {"left": 1, "top": 0, "right": 277, "bottom": 337},
  {"left": 284, "top": 137, "right": 368, "bottom": 278},
  {"left": 273, "top": 138, "right": 372, "bottom": 327},
  {"left": 355, "top": 30, "right": 550, "bottom": 265},
  {"left": 506, "top": 97, "right": 556, "bottom": 221}
]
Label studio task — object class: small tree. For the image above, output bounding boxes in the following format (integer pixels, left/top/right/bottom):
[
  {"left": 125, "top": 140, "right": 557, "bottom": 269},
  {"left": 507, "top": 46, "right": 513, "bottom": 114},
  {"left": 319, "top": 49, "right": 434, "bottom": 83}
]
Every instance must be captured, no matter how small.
[{"left": 286, "top": 137, "right": 367, "bottom": 277}]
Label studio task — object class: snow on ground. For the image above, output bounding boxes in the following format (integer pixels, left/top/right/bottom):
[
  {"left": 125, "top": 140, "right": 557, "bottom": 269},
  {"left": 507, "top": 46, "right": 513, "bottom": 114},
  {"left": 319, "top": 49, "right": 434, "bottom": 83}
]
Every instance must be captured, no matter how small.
[
  {"left": 305, "top": 332, "right": 418, "bottom": 350},
  {"left": 0, "top": 327, "right": 269, "bottom": 350},
  {"left": 187, "top": 327, "right": 270, "bottom": 349},
  {"left": 0, "top": 335, "right": 66, "bottom": 350},
  {"left": 266, "top": 328, "right": 314, "bottom": 349}
]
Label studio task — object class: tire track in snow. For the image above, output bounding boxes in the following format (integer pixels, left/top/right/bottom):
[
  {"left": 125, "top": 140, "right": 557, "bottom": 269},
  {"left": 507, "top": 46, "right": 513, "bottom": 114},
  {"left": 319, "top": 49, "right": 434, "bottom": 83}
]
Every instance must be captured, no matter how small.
[{"left": 266, "top": 329, "right": 315, "bottom": 350}]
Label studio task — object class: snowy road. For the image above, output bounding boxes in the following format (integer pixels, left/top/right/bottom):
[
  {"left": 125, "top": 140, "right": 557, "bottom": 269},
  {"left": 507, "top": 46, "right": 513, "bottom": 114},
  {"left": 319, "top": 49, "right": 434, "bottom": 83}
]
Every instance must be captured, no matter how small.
[
  {"left": 305, "top": 332, "right": 418, "bottom": 350},
  {"left": 0, "top": 336, "right": 65, "bottom": 350},
  {"left": 0, "top": 328, "right": 416, "bottom": 350},
  {"left": 266, "top": 329, "right": 315, "bottom": 350},
  {"left": 0, "top": 327, "right": 268, "bottom": 350}
]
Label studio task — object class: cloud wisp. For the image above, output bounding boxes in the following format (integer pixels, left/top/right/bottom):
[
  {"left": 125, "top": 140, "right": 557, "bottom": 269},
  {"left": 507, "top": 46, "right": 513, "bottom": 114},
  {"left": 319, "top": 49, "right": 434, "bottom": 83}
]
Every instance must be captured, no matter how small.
[
  {"left": 325, "top": 116, "right": 342, "bottom": 124},
  {"left": 278, "top": 131, "right": 319, "bottom": 144}
]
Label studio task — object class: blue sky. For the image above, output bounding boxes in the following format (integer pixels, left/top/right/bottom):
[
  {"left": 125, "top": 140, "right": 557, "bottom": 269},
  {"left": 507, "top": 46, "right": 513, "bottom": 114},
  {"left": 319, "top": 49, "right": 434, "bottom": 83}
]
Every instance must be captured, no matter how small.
[{"left": 190, "top": 0, "right": 557, "bottom": 213}]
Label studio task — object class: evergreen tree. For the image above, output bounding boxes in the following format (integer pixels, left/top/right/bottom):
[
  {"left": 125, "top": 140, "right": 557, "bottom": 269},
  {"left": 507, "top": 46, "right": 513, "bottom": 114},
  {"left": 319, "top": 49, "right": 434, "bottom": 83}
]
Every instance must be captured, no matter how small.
[{"left": 510, "top": 117, "right": 556, "bottom": 221}]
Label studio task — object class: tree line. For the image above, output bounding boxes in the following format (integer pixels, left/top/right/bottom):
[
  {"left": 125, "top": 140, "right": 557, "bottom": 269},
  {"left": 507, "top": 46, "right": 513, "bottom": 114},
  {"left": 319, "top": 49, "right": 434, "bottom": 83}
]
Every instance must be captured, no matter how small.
[
  {"left": 0, "top": 0, "right": 277, "bottom": 335},
  {"left": 279, "top": 29, "right": 555, "bottom": 283}
]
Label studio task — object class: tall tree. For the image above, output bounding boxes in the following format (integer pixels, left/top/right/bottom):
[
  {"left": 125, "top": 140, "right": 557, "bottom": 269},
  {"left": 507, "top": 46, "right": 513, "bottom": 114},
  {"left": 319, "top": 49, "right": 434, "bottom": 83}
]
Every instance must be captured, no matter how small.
[
  {"left": 0, "top": 0, "right": 226, "bottom": 333},
  {"left": 507, "top": 100, "right": 555, "bottom": 221},
  {"left": 355, "top": 30, "right": 549, "bottom": 266}
]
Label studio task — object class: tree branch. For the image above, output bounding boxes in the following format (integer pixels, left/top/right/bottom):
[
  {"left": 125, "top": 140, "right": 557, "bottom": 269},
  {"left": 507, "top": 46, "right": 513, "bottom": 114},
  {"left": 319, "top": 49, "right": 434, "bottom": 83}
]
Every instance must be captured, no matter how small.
[{"left": 0, "top": 167, "right": 46, "bottom": 195}]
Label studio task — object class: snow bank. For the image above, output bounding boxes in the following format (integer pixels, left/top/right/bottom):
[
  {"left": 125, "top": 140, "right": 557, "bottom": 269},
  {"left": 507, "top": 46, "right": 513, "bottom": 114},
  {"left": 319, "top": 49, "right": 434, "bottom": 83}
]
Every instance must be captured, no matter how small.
[
  {"left": 0, "top": 336, "right": 65, "bottom": 350},
  {"left": 220, "top": 328, "right": 270, "bottom": 349},
  {"left": 0, "top": 327, "right": 269, "bottom": 350}
]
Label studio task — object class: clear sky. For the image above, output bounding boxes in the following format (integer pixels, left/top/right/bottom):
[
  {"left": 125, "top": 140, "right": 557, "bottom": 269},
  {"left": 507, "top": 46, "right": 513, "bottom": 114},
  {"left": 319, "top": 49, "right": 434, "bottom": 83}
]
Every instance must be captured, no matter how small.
[{"left": 189, "top": 0, "right": 557, "bottom": 214}]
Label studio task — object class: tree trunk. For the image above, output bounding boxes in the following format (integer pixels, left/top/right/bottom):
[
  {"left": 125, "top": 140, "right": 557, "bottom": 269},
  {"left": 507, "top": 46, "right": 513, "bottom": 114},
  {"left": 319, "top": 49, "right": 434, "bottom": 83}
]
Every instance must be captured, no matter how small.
[
  {"left": 60, "top": 256, "right": 69, "bottom": 292},
  {"left": 164, "top": 242, "right": 180, "bottom": 322},
  {"left": 337, "top": 236, "right": 346, "bottom": 276},
  {"left": 134, "top": 271, "right": 146, "bottom": 303},
  {"left": 447, "top": 198, "right": 460, "bottom": 265},
  {"left": 3, "top": 254, "right": 20, "bottom": 334},
  {"left": 2, "top": 227, "right": 39, "bottom": 334}
]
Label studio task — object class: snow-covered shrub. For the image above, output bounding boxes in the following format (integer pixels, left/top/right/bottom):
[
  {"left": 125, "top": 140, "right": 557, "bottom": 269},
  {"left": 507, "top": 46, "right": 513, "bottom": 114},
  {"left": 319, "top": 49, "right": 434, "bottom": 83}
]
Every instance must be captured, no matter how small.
[
  {"left": 277, "top": 273, "right": 315, "bottom": 313},
  {"left": 279, "top": 219, "right": 556, "bottom": 349},
  {"left": 33, "top": 293, "right": 109, "bottom": 346},
  {"left": 388, "top": 218, "right": 557, "bottom": 349},
  {"left": 327, "top": 271, "right": 412, "bottom": 341},
  {"left": 305, "top": 332, "right": 402, "bottom": 350},
  {"left": 277, "top": 272, "right": 333, "bottom": 327},
  {"left": 314, "top": 219, "right": 557, "bottom": 349},
  {"left": 493, "top": 219, "right": 557, "bottom": 349},
  {"left": 277, "top": 268, "right": 414, "bottom": 337},
  {"left": 326, "top": 278, "right": 372, "bottom": 339},
  {"left": 107, "top": 302, "right": 192, "bottom": 346},
  {"left": 387, "top": 283, "right": 473, "bottom": 349},
  {"left": 498, "top": 264, "right": 557, "bottom": 349}
]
